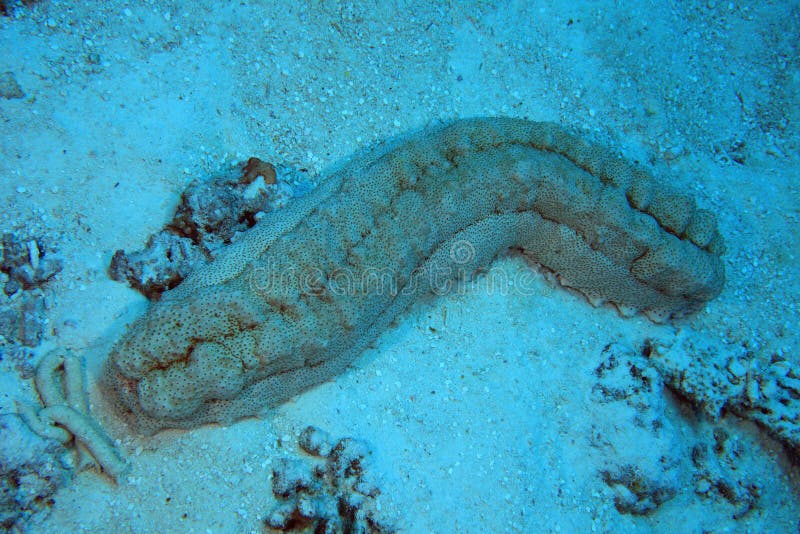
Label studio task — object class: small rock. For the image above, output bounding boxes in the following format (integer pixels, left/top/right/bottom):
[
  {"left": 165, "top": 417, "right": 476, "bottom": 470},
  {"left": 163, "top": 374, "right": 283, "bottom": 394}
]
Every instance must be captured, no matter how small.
[
  {"left": 328, "top": 438, "right": 371, "bottom": 479},
  {"left": 110, "top": 161, "right": 313, "bottom": 299},
  {"left": 592, "top": 344, "right": 681, "bottom": 515},
  {"left": 601, "top": 465, "right": 678, "bottom": 515},
  {"left": 745, "top": 376, "right": 760, "bottom": 404},
  {"left": 108, "top": 231, "right": 205, "bottom": 299},
  {"left": 0, "top": 233, "right": 63, "bottom": 349},
  {"left": 0, "top": 289, "right": 47, "bottom": 347},
  {"left": 726, "top": 358, "right": 747, "bottom": 381},
  {"left": 0, "top": 413, "right": 72, "bottom": 530},
  {"left": 0, "top": 72, "right": 24, "bottom": 99},
  {"left": 690, "top": 435, "right": 761, "bottom": 519},
  {"left": 1, "top": 233, "right": 62, "bottom": 291},
  {"left": 695, "top": 477, "right": 712, "bottom": 495},
  {"left": 768, "top": 360, "right": 792, "bottom": 378}
]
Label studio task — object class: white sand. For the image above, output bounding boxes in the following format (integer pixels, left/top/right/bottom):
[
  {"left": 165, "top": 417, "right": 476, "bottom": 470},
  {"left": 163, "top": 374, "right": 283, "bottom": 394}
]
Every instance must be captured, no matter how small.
[{"left": 1, "top": 1, "right": 798, "bottom": 532}]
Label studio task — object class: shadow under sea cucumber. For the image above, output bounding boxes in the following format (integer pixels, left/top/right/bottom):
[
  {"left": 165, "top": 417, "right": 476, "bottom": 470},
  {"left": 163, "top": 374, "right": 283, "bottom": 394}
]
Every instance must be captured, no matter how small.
[{"left": 101, "top": 117, "right": 725, "bottom": 434}]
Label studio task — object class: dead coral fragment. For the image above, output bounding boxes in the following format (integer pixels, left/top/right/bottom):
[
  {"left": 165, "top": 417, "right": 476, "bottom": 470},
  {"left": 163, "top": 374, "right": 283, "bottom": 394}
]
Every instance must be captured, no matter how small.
[
  {"left": 690, "top": 433, "right": 761, "bottom": 519},
  {"left": 109, "top": 161, "right": 311, "bottom": 300},
  {"left": 601, "top": 464, "right": 678, "bottom": 515},
  {"left": 265, "top": 426, "right": 393, "bottom": 533},
  {"left": 1, "top": 233, "right": 63, "bottom": 294},
  {"left": 0, "top": 233, "right": 62, "bottom": 347},
  {"left": 0, "top": 413, "right": 70, "bottom": 530},
  {"left": 108, "top": 231, "right": 205, "bottom": 299},
  {"left": 645, "top": 331, "right": 800, "bottom": 457},
  {"left": 592, "top": 343, "right": 680, "bottom": 515}
]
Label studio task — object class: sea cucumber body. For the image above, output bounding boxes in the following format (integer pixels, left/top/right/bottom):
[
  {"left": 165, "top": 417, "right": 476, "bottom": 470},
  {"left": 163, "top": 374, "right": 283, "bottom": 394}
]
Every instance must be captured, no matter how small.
[{"left": 102, "top": 118, "right": 725, "bottom": 433}]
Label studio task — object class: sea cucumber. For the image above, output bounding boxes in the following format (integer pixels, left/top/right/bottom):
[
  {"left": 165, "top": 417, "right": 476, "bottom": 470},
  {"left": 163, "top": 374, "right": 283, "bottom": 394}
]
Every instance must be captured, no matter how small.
[{"left": 101, "top": 117, "right": 725, "bottom": 434}]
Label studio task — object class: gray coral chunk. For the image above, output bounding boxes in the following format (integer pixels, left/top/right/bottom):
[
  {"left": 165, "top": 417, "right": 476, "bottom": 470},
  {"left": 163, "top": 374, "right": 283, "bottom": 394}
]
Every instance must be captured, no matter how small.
[
  {"left": 0, "top": 233, "right": 62, "bottom": 347},
  {"left": 601, "top": 465, "right": 678, "bottom": 515},
  {"left": 108, "top": 162, "right": 311, "bottom": 300},
  {"left": 109, "top": 231, "right": 205, "bottom": 299},
  {"left": 592, "top": 343, "right": 681, "bottom": 515},
  {"left": 1, "top": 233, "right": 62, "bottom": 292},
  {"left": 298, "top": 426, "right": 333, "bottom": 457},
  {"left": 645, "top": 332, "right": 800, "bottom": 457},
  {"left": 690, "top": 432, "right": 761, "bottom": 519},
  {"left": 0, "top": 290, "right": 45, "bottom": 347},
  {"left": 0, "top": 414, "right": 71, "bottom": 530},
  {"left": 266, "top": 427, "right": 392, "bottom": 533}
]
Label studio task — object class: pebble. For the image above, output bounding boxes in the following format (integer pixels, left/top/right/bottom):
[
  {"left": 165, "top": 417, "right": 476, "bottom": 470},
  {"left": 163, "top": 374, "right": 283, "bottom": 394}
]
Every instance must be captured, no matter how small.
[
  {"left": 746, "top": 377, "right": 760, "bottom": 403},
  {"left": 726, "top": 358, "right": 747, "bottom": 380},
  {"left": 0, "top": 72, "right": 25, "bottom": 100},
  {"left": 769, "top": 360, "right": 791, "bottom": 377},
  {"left": 695, "top": 477, "right": 712, "bottom": 494}
]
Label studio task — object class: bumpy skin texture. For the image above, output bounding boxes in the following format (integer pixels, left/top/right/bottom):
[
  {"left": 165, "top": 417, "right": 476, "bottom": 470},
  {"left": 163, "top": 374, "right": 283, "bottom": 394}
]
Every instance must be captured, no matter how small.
[{"left": 102, "top": 118, "right": 725, "bottom": 434}]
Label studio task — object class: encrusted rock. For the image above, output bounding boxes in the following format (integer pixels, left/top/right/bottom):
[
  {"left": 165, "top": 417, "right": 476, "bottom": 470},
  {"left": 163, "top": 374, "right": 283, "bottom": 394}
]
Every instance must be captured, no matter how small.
[
  {"left": 109, "top": 161, "right": 312, "bottom": 299},
  {"left": 328, "top": 438, "right": 371, "bottom": 480},
  {"left": 271, "top": 458, "right": 314, "bottom": 499},
  {"left": 0, "top": 290, "right": 46, "bottom": 347},
  {"left": 168, "top": 160, "right": 310, "bottom": 247},
  {"left": 0, "top": 344, "right": 36, "bottom": 378},
  {"left": 690, "top": 429, "right": 761, "bottom": 519},
  {"left": 600, "top": 465, "right": 678, "bottom": 516},
  {"left": 0, "top": 413, "right": 71, "bottom": 531},
  {"left": 593, "top": 336, "right": 783, "bottom": 516},
  {"left": 108, "top": 231, "right": 205, "bottom": 300},
  {"left": 242, "top": 157, "right": 277, "bottom": 185},
  {"left": 1, "top": 233, "right": 63, "bottom": 294},
  {"left": 0, "top": 233, "right": 62, "bottom": 347},
  {"left": 644, "top": 330, "right": 800, "bottom": 457},
  {"left": 591, "top": 343, "right": 681, "bottom": 515}
]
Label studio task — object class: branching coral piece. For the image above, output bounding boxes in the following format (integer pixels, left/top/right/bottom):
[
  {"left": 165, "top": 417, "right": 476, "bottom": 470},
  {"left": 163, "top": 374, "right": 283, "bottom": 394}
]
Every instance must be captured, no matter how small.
[{"left": 265, "top": 426, "right": 393, "bottom": 532}]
